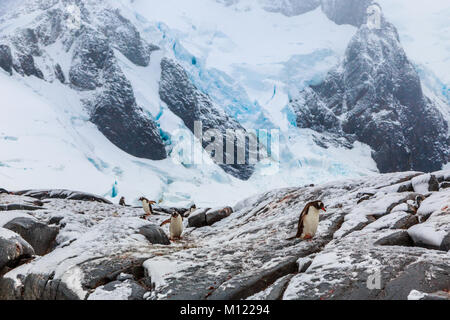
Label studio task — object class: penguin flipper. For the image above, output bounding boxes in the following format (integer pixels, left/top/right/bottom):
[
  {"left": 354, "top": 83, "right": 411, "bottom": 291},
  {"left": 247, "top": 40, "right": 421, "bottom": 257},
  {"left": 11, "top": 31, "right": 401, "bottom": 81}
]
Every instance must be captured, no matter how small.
[{"left": 160, "top": 219, "right": 171, "bottom": 227}]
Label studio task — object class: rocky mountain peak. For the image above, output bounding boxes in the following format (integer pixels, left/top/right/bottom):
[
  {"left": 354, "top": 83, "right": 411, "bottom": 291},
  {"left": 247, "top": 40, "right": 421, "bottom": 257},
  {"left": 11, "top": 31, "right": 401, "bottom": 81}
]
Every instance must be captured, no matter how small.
[{"left": 291, "top": 7, "right": 449, "bottom": 173}]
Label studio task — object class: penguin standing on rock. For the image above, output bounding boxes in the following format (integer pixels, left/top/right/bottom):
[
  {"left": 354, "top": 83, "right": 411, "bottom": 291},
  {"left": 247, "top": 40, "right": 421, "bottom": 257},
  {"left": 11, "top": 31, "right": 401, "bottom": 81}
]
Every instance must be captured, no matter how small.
[
  {"left": 160, "top": 211, "right": 184, "bottom": 241},
  {"left": 119, "top": 197, "right": 126, "bottom": 206},
  {"left": 139, "top": 197, "right": 156, "bottom": 219},
  {"left": 289, "top": 201, "right": 326, "bottom": 240}
]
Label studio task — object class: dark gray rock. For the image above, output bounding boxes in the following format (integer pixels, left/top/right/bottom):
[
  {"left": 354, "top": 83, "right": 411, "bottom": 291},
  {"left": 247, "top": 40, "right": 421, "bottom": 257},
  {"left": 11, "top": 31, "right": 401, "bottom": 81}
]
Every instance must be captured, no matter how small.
[
  {"left": 69, "top": 29, "right": 112, "bottom": 91},
  {"left": 0, "top": 229, "right": 35, "bottom": 272},
  {"left": 441, "top": 233, "right": 450, "bottom": 252},
  {"left": 54, "top": 63, "right": 65, "bottom": 83},
  {"left": 440, "top": 182, "right": 450, "bottom": 189},
  {"left": 87, "top": 47, "right": 167, "bottom": 161},
  {"left": 100, "top": 9, "right": 150, "bottom": 67},
  {"left": 0, "top": 188, "right": 9, "bottom": 194},
  {"left": 291, "top": 18, "right": 449, "bottom": 173},
  {"left": 0, "top": 44, "right": 13, "bottom": 74},
  {"left": 374, "top": 231, "right": 414, "bottom": 247},
  {"left": 417, "top": 174, "right": 440, "bottom": 192},
  {"left": 159, "top": 58, "right": 255, "bottom": 180},
  {"left": 89, "top": 280, "right": 146, "bottom": 300},
  {"left": 138, "top": 225, "right": 170, "bottom": 245},
  {"left": 4, "top": 217, "right": 59, "bottom": 256},
  {"left": 0, "top": 204, "right": 44, "bottom": 211},
  {"left": 392, "top": 215, "right": 419, "bottom": 230},
  {"left": 0, "top": 272, "right": 80, "bottom": 300},
  {"left": 207, "top": 257, "right": 298, "bottom": 300},
  {"left": 264, "top": 274, "right": 295, "bottom": 300},
  {"left": 14, "top": 54, "right": 44, "bottom": 79},
  {"left": 383, "top": 261, "right": 450, "bottom": 300},
  {"left": 15, "top": 189, "right": 112, "bottom": 204},
  {"left": 188, "top": 208, "right": 210, "bottom": 228},
  {"left": 397, "top": 182, "right": 414, "bottom": 193},
  {"left": 205, "top": 207, "right": 233, "bottom": 226}
]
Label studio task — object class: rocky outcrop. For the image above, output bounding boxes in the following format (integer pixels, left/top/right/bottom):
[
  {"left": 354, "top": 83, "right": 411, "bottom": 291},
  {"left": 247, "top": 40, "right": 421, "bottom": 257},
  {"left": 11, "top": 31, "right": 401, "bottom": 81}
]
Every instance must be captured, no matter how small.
[
  {"left": 0, "top": 228, "right": 35, "bottom": 272},
  {"left": 138, "top": 225, "right": 171, "bottom": 245},
  {"left": 0, "top": 170, "right": 449, "bottom": 300},
  {"left": 14, "top": 189, "right": 112, "bottom": 204},
  {"left": 159, "top": 58, "right": 255, "bottom": 180},
  {"left": 3, "top": 217, "right": 59, "bottom": 256},
  {"left": 291, "top": 13, "right": 449, "bottom": 173},
  {"left": 0, "top": 44, "right": 12, "bottom": 74},
  {"left": 0, "top": 1, "right": 167, "bottom": 161},
  {"left": 187, "top": 207, "right": 233, "bottom": 228}
]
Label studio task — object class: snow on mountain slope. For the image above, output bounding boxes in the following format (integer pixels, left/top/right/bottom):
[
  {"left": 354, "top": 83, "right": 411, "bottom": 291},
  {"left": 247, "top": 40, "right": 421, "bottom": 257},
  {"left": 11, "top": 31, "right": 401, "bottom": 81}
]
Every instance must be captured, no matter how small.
[
  {"left": 0, "top": 0, "right": 381, "bottom": 207},
  {"left": 131, "top": 0, "right": 356, "bottom": 129},
  {"left": 0, "top": 70, "right": 258, "bottom": 207},
  {"left": 377, "top": 0, "right": 450, "bottom": 106}
]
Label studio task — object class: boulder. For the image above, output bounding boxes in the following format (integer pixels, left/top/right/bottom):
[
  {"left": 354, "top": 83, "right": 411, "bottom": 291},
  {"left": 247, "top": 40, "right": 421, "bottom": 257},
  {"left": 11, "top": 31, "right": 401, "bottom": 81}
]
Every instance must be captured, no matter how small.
[
  {"left": 411, "top": 174, "right": 440, "bottom": 193},
  {"left": 408, "top": 212, "right": 450, "bottom": 251},
  {"left": 88, "top": 280, "right": 146, "bottom": 300},
  {"left": 374, "top": 231, "right": 414, "bottom": 247},
  {"left": 0, "top": 228, "right": 35, "bottom": 271},
  {"left": 440, "top": 182, "right": 450, "bottom": 189},
  {"left": 205, "top": 207, "right": 233, "bottom": 226},
  {"left": 365, "top": 212, "right": 419, "bottom": 232},
  {"left": 15, "top": 189, "right": 112, "bottom": 204},
  {"left": 3, "top": 217, "right": 59, "bottom": 256},
  {"left": 138, "top": 225, "right": 170, "bottom": 245},
  {"left": 188, "top": 208, "right": 210, "bottom": 228}
]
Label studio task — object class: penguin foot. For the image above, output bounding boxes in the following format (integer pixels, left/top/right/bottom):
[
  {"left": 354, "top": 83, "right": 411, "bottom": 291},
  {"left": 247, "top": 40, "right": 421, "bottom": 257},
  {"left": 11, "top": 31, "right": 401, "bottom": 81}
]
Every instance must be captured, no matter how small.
[{"left": 303, "top": 234, "right": 313, "bottom": 240}]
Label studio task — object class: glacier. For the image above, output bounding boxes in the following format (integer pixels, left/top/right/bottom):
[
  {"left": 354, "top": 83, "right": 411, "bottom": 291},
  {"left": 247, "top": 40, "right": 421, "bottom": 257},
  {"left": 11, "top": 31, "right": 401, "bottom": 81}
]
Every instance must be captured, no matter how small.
[{"left": 0, "top": 0, "right": 448, "bottom": 208}]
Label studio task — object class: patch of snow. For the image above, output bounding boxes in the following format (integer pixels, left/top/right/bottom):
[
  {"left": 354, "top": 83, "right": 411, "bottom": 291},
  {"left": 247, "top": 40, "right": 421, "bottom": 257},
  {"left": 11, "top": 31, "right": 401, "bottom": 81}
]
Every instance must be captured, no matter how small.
[
  {"left": 407, "top": 289, "right": 427, "bottom": 300},
  {"left": 88, "top": 281, "right": 133, "bottom": 300}
]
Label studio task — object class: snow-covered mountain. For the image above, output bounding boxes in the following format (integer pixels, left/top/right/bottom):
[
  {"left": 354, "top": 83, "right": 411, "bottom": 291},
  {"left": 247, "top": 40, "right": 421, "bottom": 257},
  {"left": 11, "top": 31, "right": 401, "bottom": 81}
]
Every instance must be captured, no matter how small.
[{"left": 0, "top": 0, "right": 448, "bottom": 207}]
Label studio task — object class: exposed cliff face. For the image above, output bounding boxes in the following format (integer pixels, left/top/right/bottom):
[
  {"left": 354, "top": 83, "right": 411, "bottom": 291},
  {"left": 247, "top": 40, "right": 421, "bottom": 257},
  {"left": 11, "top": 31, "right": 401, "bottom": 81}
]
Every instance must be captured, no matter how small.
[
  {"left": 159, "top": 58, "right": 255, "bottom": 180},
  {"left": 291, "top": 16, "right": 449, "bottom": 173},
  {"left": 0, "top": 0, "right": 167, "bottom": 161}
]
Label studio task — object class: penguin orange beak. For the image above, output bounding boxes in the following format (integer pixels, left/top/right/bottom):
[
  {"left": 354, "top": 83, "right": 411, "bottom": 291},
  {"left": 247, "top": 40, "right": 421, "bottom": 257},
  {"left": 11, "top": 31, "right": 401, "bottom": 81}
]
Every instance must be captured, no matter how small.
[{"left": 322, "top": 207, "right": 327, "bottom": 212}]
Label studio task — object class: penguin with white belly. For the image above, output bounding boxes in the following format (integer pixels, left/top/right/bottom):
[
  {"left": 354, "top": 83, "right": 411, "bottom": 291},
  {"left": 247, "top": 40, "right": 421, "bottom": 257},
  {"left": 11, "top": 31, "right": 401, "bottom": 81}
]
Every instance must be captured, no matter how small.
[
  {"left": 139, "top": 197, "right": 156, "bottom": 219},
  {"left": 289, "top": 201, "right": 326, "bottom": 240},
  {"left": 160, "top": 211, "right": 184, "bottom": 241}
]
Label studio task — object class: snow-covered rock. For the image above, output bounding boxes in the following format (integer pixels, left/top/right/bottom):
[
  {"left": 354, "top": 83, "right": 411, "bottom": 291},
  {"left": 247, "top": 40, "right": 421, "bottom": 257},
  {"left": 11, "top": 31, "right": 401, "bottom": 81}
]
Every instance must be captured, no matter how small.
[
  {"left": 0, "top": 170, "right": 448, "bottom": 300},
  {"left": 3, "top": 217, "right": 59, "bottom": 256},
  {"left": 159, "top": 58, "right": 255, "bottom": 180},
  {"left": 291, "top": 9, "right": 449, "bottom": 173},
  {"left": 0, "top": 0, "right": 167, "bottom": 161}
]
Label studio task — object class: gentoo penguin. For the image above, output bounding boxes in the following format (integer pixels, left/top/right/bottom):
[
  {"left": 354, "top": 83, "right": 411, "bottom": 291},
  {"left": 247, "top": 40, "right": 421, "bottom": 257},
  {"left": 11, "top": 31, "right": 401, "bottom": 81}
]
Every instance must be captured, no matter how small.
[
  {"left": 160, "top": 211, "right": 184, "bottom": 240},
  {"left": 139, "top": 197, "right": 156, "bottom": 218},
  {"left": 185, "top": 204, "right": 197, "bottom": 217},
  {"left": 289, "top": 201, "right": 326, "bottom": 240},
  {"left": 119, "top": 197, "right": 126, "bottom": 206}
]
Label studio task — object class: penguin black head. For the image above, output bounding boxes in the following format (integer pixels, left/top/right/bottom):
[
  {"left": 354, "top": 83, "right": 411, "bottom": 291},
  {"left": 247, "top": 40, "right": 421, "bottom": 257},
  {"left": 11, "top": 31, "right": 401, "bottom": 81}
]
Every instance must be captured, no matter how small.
[
  {"left": 172, "top": 211, "right": 180, "bottom": 218},
  {"left": 312, "top": 201, "right": 326, "bottom": 212}
]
